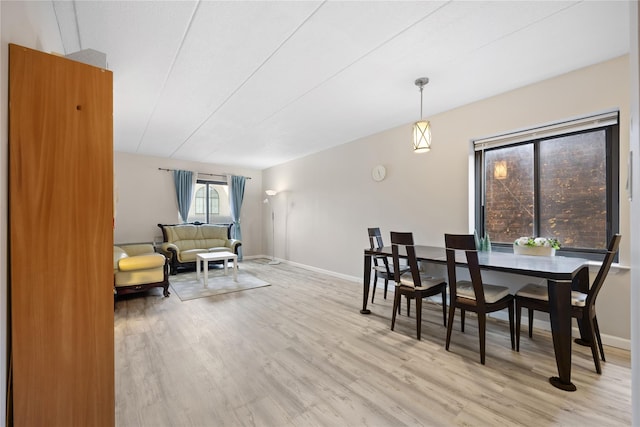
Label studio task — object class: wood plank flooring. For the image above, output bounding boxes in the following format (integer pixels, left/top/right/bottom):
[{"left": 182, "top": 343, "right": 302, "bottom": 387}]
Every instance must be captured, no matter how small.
[{"left": 114, "top": 260, "right": 631, "bottom": 426}]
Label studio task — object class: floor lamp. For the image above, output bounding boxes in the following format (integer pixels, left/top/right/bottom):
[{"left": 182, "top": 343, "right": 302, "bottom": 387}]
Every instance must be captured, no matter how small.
[{"left": 264, "top": 190, "right": 280, "bottom": 265}]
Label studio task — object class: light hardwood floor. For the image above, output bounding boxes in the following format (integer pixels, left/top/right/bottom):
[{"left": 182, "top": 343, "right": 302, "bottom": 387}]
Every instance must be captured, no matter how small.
[{"left": 115, "top": 260, "right": 631, "bottom": 426}]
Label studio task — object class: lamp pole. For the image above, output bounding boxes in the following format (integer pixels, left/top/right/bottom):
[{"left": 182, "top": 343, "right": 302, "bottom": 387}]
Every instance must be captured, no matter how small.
[{"left": 265, "top": 190, "right": 280, "bottom": 265}]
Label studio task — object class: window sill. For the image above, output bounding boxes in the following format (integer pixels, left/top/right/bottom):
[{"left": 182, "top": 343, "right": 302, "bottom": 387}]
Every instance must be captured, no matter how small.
[{"left": 587, "top": 261, "right": 630, "bottom": 272}]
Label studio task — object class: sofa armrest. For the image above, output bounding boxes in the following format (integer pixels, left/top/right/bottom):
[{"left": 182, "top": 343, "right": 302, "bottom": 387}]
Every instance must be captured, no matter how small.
[
  {"left": 114, "top": 246, "right": 128, "bottom": 270},
  {"left": 118, "top": 254, "right": 166, "bottom": 272},
  {"left": 159, "top": 242, "right": 179, "bottom": 255},
  {"left": 226, "top": 239, "right": 242, "bottom": 254}
]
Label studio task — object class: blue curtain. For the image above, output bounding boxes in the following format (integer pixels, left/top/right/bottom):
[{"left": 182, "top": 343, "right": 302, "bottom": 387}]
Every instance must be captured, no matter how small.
[
  {"left": 173, "top": 170, "right": 195, "bottom": 223},
  {"left": 230, "top": 175, "right": 246, "bottom": 260}
]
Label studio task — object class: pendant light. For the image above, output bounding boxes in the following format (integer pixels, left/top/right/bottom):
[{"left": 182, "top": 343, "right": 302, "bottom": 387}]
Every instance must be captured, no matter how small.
[{"left": 412, "top": 77, "right": 432, "bottom": 153}]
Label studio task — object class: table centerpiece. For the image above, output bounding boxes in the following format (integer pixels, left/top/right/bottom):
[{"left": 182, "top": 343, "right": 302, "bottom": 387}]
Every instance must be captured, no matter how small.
[{"left": 513, "top": 236, "right": 561, "bottom": 256}]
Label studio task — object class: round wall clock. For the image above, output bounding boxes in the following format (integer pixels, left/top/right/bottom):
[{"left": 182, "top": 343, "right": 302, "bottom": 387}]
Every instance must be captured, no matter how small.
[{"left": 371, "top": 165, "right": 386, "bottom": 182}]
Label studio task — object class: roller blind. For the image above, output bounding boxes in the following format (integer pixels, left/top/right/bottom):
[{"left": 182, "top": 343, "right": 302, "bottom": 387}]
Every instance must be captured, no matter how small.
[{"left": 474, "top": 110, "right": 619, "bottom": 151}]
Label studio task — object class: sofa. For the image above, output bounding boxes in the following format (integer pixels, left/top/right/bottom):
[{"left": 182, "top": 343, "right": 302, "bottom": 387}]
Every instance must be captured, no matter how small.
[
  {"left": 114, "top": 243, "right": 170, "bottom": 298},
  {"left": 157, "top": 223, "right": 241, "bottom": 274}
]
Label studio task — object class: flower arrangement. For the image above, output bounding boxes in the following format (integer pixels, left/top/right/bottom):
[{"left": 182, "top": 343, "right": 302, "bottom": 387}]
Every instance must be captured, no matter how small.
[{"left": 514, "top": 236, "right": 561, "bottom": 250}]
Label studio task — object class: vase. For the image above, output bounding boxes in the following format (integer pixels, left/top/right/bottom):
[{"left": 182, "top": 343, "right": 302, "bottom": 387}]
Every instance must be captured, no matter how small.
[{"left": 513, "top": 244, "right": 556, "bottom": 256}]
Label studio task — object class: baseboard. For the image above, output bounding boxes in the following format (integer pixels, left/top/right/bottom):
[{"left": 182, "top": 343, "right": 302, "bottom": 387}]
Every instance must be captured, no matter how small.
[
  {"left": 245, "top": 255, "right": 362, "bottom": 282},
  {"left": 490, "top": 311, "right": 630, "bottom": 351},
  {"left": 279, "top": 258, "right": 361, "bottom": 283}
]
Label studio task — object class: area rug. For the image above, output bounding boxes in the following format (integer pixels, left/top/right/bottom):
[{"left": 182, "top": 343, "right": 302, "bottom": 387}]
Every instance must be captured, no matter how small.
[{"left": 169, "top": 270, "right": 270, "bottom": 301}]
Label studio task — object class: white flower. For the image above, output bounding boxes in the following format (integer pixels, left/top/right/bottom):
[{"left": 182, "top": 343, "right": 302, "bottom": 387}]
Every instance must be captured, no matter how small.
[
  {"left": 515, "top": 237, "right": 530, "bottom": 246},
  {"left": 534, "top": 237, "right": 548, "bottom": 247}
]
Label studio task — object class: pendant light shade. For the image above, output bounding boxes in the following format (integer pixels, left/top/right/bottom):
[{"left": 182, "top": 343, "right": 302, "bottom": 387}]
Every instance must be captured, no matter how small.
[
  {"left": 413, "top": 120, "right": 432, "bottom": 152},
  {"left": 413, "top": 77, "right": 431, "bottom": 153}
]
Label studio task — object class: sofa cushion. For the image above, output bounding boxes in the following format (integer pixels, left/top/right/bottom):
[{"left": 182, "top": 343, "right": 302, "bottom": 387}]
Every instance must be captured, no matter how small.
[
  {"left": 178, "top": 248, "right": 209, "bottom": 262},
  {"left": 118, "top": 254, "right": 166, "bottom": 272}
]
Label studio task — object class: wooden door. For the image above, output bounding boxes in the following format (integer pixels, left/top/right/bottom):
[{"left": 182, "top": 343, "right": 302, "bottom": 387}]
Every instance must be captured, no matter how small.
[{"left": 9, "top": 44, "right": 114, "bottom": 426}]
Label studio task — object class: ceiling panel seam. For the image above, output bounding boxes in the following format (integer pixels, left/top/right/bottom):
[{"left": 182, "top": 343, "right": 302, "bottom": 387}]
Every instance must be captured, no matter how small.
[
  {"left": 52, "top": 0, "right": 80, "bottom": 54},
  {"left": 450, "top": 1, "right": 580, "bottom": 68},
  {"left": 135, "top": 0, "right": 202, "bottom": 153},
  {"left": 258, "top": 1, "right": 452, "bottom": 125},
  {"left": 72, "top": 0, "right": 82, "bottom": 51},
  {"left": 169, "top": 1, "right": 327, "bottom": 158}
]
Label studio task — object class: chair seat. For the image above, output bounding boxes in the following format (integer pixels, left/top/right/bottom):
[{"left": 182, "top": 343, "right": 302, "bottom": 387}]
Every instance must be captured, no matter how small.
[
  {"left": 400, "top": 273, "right": 446, "bottom": 290},
  {"left": 373, "top": 264, "right": 409, "bottom": 275},
  {"left": 516, "top": 283, "right": 587, "bottom": 307},
  {"left": 456, "top": 280, "right": 510, "bottom": 303}
]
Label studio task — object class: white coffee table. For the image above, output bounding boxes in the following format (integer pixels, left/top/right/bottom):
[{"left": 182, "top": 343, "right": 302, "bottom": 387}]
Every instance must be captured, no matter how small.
[{"left": 196, "top": 251, "right": 238, "bottom": 286}]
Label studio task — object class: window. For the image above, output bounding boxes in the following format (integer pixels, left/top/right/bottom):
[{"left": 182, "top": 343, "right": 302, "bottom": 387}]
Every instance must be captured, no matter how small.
[
  {"left": 187, "top": 180, "right": 231, "bottom": 224},
  {"left": 474, "top": 111, "right": 619, "bottom": 260}
]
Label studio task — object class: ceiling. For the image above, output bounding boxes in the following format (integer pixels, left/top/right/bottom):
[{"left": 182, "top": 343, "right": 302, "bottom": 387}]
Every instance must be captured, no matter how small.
[{"left": 47, "top": 0, "right": 629, "bottom": 170}]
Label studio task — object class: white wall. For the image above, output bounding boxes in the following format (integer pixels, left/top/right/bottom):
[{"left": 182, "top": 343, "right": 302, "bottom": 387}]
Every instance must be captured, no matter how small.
[
  {"left": 114, "top": 151, "right": 263, "bottom": 256},
  {"left": 263, "top": 56, "right": 632, "bottom": 345}
]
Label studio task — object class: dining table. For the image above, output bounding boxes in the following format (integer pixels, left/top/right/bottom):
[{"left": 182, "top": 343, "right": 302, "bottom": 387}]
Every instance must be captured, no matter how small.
[{"left": 361, "top": 245, "right": 591, "bottom": 392}]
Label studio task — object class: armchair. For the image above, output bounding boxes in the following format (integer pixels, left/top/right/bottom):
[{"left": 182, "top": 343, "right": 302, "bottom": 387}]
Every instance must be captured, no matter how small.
[{"left": 114, "top": 243, "right": 170, "bottom": 298}]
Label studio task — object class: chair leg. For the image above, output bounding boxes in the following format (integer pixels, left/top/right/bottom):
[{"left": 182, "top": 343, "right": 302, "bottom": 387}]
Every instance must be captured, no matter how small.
[
  {"left": 508, "top": 300, "right": 515, "bottom": 351},
  {"left": 515, "top": 301, "right": 522, "bottom": 352},
  {"left": 478, "top": 313, "right": 487, "bottom": 365},
  {"left": 461, "top": 309, "right": 465, "bottom": 333},
  {"left": 406, "top": 297, "right": 411, "bottom": 317},
  {"left": 445, "top": 306, "right": 456, "bottom": 351},
  {"left": 587, "top": 316, "right": 602, "bottom": 374},
  {"left": 416, "top": 295, "right": 422, "bottom": 340},
  {"left": 593, "top": 316, "right": 606, "bottom": 362},
  {"left": 527, "top": 308, "right": 534, "bottom": 338},
  {"left": 371, "top": 273, "right": 378, "bottom": 303},
  {"left": 441, "top": 287, "right": 447, "bottom": 327},
  {"left": 383, "top": 278, "right": 389, "bottom": 300},
  {"left": 391, "top": 288, "right": 400, "bottom": 331}
]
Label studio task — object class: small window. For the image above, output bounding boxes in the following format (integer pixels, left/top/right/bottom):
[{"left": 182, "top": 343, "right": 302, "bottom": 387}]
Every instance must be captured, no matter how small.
[
  {"left": 474, "top": 111, "right": 619, "bottom": 260},
  {"left": 187, "top": 180, "right": 231, "bottom": 224}
]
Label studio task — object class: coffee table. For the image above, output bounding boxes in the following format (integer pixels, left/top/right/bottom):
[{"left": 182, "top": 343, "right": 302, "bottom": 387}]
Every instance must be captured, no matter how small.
[{"left": 196, "top": 251, "right": 238, "bottom": 286}]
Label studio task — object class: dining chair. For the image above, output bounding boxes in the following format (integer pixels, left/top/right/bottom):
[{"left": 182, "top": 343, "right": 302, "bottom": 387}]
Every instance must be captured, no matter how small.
[
  {"left": 515, "top": 234, "right": 621, "bottom": 374},
  {"left": 390, "top": 232, "right": 447, "bottom": 340},
  {"left": 367, "top": 227, "right": 409, "bottom": 305},
  {"left": 444, "top": 233, "right": 515, "bottom": 365}
]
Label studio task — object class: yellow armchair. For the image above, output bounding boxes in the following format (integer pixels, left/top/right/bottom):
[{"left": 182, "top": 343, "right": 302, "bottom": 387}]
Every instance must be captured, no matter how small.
[{"left": 114, "top": 243, "right": 170, "bottom": 298}]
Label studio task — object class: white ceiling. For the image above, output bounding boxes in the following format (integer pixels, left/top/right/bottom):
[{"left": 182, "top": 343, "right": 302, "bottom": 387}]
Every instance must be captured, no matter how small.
[{"left": 48, "top": 0, "right": 629, "bottom": 170}]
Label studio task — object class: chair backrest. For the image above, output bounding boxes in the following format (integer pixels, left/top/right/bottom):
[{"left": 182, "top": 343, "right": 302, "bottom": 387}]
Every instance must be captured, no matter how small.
[
  {"left": 368, "top": 227, "right": 390, "bottom": 271},
  {"left": 390, "top": 232, "right": 421, "bottom": 287},
  {"left": 444, "top": 233, "right": 486, "bottom": 306},
  {"left": 586, "top": 234, "right": 622, "bottom": 307},
  {"left": 368, "top": 227, "right": 384, "bottom": 251}
]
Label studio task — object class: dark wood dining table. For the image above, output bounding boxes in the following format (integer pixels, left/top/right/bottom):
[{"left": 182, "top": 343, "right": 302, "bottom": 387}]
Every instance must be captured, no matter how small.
[{"left": 361, "top": 245, "right": 591, "bottom": 392}]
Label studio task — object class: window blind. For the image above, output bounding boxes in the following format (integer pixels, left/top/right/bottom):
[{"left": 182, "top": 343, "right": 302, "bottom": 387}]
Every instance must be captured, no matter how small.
[{"left": 473, "top": 110, "right": 619, "bottom": 151}]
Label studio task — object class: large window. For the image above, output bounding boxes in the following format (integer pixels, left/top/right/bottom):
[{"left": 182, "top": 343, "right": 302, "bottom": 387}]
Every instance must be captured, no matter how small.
[
  {"left": 187, "top": 180, "right": 231, "bottom": 224},
  {"left": 475, "top": 111, "right": 619, "bottom": 260}
]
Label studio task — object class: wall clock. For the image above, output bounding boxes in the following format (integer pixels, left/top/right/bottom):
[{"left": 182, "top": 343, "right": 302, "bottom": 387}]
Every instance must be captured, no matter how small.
[{"left": 371, "top": 164, "right": 386, "bottom": 182}]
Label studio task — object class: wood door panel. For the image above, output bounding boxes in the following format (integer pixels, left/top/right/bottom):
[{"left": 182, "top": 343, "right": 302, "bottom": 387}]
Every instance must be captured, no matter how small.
[{"left": 9, "top": 44, "right": 114, "bottom": 426}]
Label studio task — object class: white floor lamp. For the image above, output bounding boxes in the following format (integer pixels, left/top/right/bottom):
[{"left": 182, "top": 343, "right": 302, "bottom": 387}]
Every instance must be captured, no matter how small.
[{"left": 264, "top": 190, "right": 280, "bottom": 265}]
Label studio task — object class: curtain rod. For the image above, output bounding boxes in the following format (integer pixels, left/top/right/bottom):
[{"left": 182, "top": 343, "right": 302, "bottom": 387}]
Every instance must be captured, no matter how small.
[{"left": 158, "top": 168, "right": 252, "bottom": 179}]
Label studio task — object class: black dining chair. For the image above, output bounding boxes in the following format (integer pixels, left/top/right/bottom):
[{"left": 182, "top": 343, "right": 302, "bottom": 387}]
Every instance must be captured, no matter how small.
[
  {"left": 515, "top": 234, "right": 621, "bottom": 374},
  {"left": 368, "top": 228, "right": 409, "bottom": 305},
  {"left": 390, "top": 232, "right": 447, "bottom": 340},
  {"left": 444, "top": 233, "right": 515, "bottom": 365}
]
